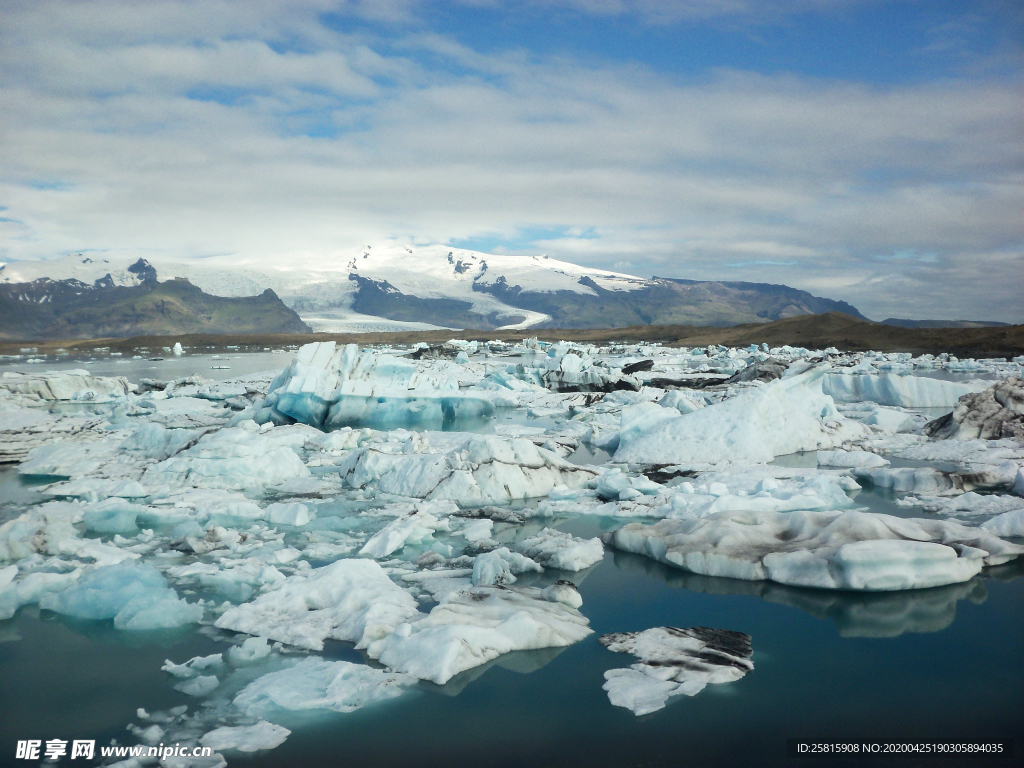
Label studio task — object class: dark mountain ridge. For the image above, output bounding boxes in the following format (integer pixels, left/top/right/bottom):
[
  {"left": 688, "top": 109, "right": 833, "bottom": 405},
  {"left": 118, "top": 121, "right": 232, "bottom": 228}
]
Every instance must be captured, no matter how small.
[{"left": 0, "top": 259, "right": 310, "bottom": 340}]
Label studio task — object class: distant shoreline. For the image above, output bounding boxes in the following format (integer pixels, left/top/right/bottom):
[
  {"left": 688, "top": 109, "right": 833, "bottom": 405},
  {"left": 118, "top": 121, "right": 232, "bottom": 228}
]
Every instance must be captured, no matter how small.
[{"left": 3, "top": 312, "right": 1023, "bottom": 359}]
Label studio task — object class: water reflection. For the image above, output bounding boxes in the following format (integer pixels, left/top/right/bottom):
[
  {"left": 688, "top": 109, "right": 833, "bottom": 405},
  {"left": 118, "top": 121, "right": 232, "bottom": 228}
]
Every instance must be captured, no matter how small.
[{"left": 611, "top": 550, "right": 993, "bottom": 638}]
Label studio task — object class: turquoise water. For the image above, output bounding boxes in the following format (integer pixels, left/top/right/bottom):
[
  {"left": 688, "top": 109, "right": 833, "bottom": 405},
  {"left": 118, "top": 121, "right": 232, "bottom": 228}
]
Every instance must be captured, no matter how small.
[
  {"left": 2, "top": 354, "right": 1022, "bottom": 767},
  {"left": 1, "top": 535, "right": 1021, "bottom": 767}
]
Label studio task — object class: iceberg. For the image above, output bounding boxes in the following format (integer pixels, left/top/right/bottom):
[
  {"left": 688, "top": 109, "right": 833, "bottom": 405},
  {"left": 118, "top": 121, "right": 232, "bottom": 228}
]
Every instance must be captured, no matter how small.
[
  {"left": 234, "top": 658, "right": 415, "bottom": 715},
  {"left": 257, "top": 342, "right": 494, "bottom": 430},
  {"left": 614, "top": 367, "right": 868, "bottom": 467},
  {"left": 601, "top": 627, "right": 753, "bottom": 715},
  {"left": 200, "top": 722, "right": 290, "bottom": 753},
  {"left": 142, "top": 422, "right": 310, "bottom": 491},
  {"left": 471, "top": 548, "right": 543, "bottom": 586},
  {"left": 513, "top": 528, "right": 604, "bottom": 571},
  {"left": 823, "top": 372, "right": 990, "bottom": 408},
  {"left": 215, "top": 559, "right": 420, "bottom": 651},
  {"left": 339, "top": 435, "right": 598, "bottom": 505},
  {"left": 0, "top": 370, "right": 134, "bottom": 400},
  {"left": 39, "top": 562, "right": 203, "bottom": 629},
  {"left": 367, "top": 585, "right": 593, "bottom": 684},
  {"left": 602, "top": 509, "right": 1024, "bottom": 590}
]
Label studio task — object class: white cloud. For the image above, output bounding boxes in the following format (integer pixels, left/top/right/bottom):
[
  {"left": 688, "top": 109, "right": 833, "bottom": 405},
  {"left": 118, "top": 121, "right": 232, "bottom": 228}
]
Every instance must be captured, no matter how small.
[{"left": 0, "top": 0, "right": 1021, "bottom": 321}]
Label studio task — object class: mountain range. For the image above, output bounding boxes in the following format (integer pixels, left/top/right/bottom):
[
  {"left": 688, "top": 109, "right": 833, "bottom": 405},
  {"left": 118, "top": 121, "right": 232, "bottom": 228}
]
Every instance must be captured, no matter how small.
[
  {"left": 2, "top": 245, "right": 1009, "bottom": 341},
  {"left": 1, "top": 245, "right": 875, "bottom": 339}
]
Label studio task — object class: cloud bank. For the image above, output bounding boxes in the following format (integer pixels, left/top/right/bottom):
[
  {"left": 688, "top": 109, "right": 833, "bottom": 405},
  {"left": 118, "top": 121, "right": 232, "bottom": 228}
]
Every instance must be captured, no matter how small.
[{"left": 1, "top": 0, "right": 1021, "bottom": 321}]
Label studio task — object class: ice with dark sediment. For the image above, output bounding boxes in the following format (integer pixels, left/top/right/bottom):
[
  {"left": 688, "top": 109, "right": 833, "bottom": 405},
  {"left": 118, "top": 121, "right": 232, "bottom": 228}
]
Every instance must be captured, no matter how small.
[
  {"left": 602, "top": 509, "right": 1024, "bottom": 590},
  {"left": 600, "top": 626, "right": 754, "bottom": 715}
]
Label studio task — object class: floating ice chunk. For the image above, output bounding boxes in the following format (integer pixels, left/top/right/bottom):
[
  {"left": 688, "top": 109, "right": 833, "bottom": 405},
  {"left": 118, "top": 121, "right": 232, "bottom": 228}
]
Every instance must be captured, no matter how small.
[
  {"left": 228, "top": 637, "right": 272, "bottom": 665},
  {"left": 18, "top": 438, "right": 121, "bottom": 479},
  {"left": 816, "top": 450, "right": 889, "bottom": 469},
  {"left": 541, "top": 580, "right": 583, "bottom": 609},
  {"left": 262, "top": 341, "right": 351, "bottom": 427},
  {"left": 514, "top": 529, "right": 604, "bottom": 571},
  {"left": 0, "top": 370, "right": 134, "bottom": 400},
  {"left": 340, "top": 436, "right": 598, "bottom": 505},
  {"left": 175, "top": 675, "right": 220, "bottom": 697},
  {"left": 654, "top": 470, "right": 857, "bottom": 520},
  {"left": 200, "top": 722, "right": 290, "bottom": 753},
  {"left": 615, "top": 367, "right": 868, "bottom": 467},
  {"left": 658, "top": 389, "right": 704, "bottom": 414},
  {"left": 172, "top": 342, "right": 183, "bottom": 356},
  {"left": 603, "top": 509, "right": 1024, "bottom": 591},
  {"left": 368, "top": 586, "right": 593, "bottom": 684},
  {"left": 39, "top": 562, "right": 202, "bottom": 629},
  {"left": 472, "top": 548, "right": 542, "bottom": 586},
  {"left": 854, "top": 467, "right": 953, "bottom": 495},
  {"left": 360, "top": 509, "right": 446, "bottom": 559},
  {"left": 234, "top": 658, "right": 414, "bottom": 715},
  {"left": 600, "top": 627, "right": 753, "bottom": 715},
  {"left": 925, "top": 377, "right": 1024, "bottom": 440},
  {"left": 162, "top": 654, "right": 224, "bottom": 679},
  {"left": 981, "top": 510, "right": 1024, "bottom": 537},
  {"left": 1015, "top": 468, "right": 1024, "bottom": 497},
  {"left": 911, "top": 491, "right": 1024, "bottom": 518},
  {"left": 215, "top": 559, "right": 419, "bottom": 651},
  {"left": 44, "top": 479, "right": 149, "bottom": 502},
  {"left": 265, "top": 502, "right": 312, "bottom": 527},
  {"left": 82, "top": 499, "right": 140, "bottom": 534},
  {"left": 142, "top": 423, "right": 311, "bottom": 491},
  {"left": 822, "top": 373, "right": 990, "bottom": 408},
  {"left": 326, "top": 392, "right": 494, "bottom": 431},
  {"left": 0, "top": 569, "right": 82, "bottom": 621},
  {"left": 120, "top": 423, "right": 202, "bottom": 461},
  {"left": 458, "top": 518, "right": 493, "bottom": 545},
  {"left": 0, "top": 565, "right": 16, "bottom": 590}
]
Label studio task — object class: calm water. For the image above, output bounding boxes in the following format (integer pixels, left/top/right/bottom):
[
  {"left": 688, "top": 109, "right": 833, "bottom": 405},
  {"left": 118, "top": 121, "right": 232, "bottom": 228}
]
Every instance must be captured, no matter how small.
[
  {"left": 1, "top": 353, "right": 1021, "bottom": 767},
  {"left": 0, "top": 534, "right": 1021, "bottom": 768}
]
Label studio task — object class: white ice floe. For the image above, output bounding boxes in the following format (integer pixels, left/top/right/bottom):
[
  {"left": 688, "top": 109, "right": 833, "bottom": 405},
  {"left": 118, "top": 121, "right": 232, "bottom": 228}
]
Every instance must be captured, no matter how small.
[
  {"left": 142, "top": 421, "right": 311, "bottom": 491},
  {"left": 602, "top": 509, "right": 1024, "bottom": 590},
  {"left": 471, "top": 548, "right": 542, "bottom": 586},
  {"left": 234, "top": 658, "right": 415, "bottom": 715},
  {"left": 822, "top": 373, "right": 990, "bottom": 408},
  {"left": 39, "top": 562, "right": 203, "bottom": 629},
  {"left": 0, "top": 370, "right": 135, "bottom": 400},
  {"left": 339, "top": 435, "right": 598, "bottom": 505},
  {"left": 200, "top": 722, "right": 290, "bottom": 753},
  {"left": 981, "top": 510, "right": 1024, "bottom": 537},
  {"left": 614, "top": 367, "right": 868, "bottom": 467},
  {"left": 257, "top": 342, "right": 493, "bottom": 430},
  {"left": 513, "top": 528, "right": 604, "bottom": 571},
  {"left": 853, "top": 466, "right": 954, "bottom": 495},
  {"left": 359, "top": 507, "right": 449, "bottom": 559},
  {"left": 367, "top": 585, "right": 592, "bottom": 684},
  {"left": 215, "top": 558, "right": 419, "bottom": 651},
  {"left": 601, "top": 626, "right": 753, "bottom": 715},
  {"left": 817, "top": 449, "right": 889, "bottom": 469}
]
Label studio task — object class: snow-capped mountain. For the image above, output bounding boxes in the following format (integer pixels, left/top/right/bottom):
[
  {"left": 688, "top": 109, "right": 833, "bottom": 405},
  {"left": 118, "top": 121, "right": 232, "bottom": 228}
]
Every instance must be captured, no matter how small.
[{"left": 0, "top": 244, "right": 867, "bottom": 333}]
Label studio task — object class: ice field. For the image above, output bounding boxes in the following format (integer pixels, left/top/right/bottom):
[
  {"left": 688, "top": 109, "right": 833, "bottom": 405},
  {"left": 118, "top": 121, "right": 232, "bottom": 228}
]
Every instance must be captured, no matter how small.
[{"left": 1, "top": 340, "right": 1023, "bottom": 766}]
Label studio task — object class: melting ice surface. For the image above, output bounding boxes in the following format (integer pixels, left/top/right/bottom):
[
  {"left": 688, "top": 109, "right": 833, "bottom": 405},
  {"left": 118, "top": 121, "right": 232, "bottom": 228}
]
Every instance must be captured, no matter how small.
[{"left": 1, "top": 342, "right": 1023, "bottom": 766}]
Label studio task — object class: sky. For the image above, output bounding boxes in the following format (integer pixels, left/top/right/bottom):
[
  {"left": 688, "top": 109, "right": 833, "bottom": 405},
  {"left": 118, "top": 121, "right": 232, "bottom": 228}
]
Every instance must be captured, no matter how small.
[{"left": 0, "top": 0, "right": 1022, "bottom": 322}]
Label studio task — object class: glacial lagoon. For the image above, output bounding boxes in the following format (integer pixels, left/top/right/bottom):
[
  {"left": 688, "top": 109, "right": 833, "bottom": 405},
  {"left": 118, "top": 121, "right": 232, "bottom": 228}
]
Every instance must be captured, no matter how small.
[{"left": 1, "top": 342, "right": 1022, "bottom": 767}]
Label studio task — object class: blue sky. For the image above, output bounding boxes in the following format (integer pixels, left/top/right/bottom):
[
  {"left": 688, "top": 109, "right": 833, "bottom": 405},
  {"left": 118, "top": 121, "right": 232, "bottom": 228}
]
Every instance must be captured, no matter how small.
[{"left": 0, "top": 0, "right": 1021, "bottom": 320}]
